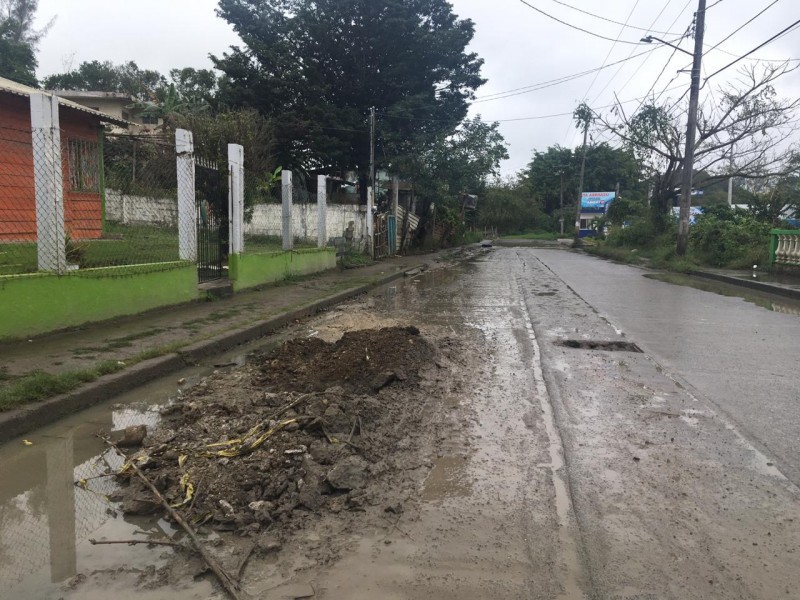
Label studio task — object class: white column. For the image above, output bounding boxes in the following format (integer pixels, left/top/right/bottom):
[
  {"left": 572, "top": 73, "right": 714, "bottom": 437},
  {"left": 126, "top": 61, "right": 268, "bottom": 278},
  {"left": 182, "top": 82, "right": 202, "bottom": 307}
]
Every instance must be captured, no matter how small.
[
  {"left": 228, "top": 143, "right": 244, "bottom": 254},
  {"left": 366, "top": 186, "right": 374, "bottom": 256},
  {"left": 392, "top": 176, "right": 399, "bottom": 217},
  {"left": 317, "top": 174, "right": 327, "bottom": 248},
  {"left": 30, "top": 93, "right": 66, "bottom": 273},
  {"left": 282, "top": 170, "right": 293, "bottom": 251},
  {"left": 176, "top": 129, "right": 196, "bottom": 262}
]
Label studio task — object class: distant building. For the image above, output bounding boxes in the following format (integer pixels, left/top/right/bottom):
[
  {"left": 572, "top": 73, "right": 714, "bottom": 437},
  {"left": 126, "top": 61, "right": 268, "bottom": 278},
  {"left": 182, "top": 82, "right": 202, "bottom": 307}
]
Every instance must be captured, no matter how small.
[
  {"left": 49, "top": 90, "right": 161, "bottom": 133},
  {"left": 579, "top": 191, "right": 615, "bottom": 237},
  {"left": 0, "top": 77, "right": 127, "bottom": 241}
]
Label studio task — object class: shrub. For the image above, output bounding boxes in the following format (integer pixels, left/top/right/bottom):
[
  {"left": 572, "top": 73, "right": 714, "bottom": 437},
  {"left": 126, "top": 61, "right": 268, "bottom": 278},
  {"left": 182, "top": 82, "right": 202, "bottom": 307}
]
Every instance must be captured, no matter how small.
[
  {"left": 689, "top": 208, "right": 770, "bottom": 268},
  {"left": 605, "top": 218, "right": 657, "bottom": 248}
]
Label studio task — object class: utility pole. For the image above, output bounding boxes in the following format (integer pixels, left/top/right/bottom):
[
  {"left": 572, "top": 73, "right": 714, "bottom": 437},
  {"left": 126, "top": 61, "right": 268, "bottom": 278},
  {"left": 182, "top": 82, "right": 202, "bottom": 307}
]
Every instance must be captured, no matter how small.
[
  {"left": 676, "top": 0, "right": 706, "bottom": 256},
  {"left": 559, "top": 170, "right": 564, "bottom": 235},
  {"left": 727, "top": 151, "right": 734, "bottom": 206},
  {"left": 573, "top": 123, "right": 589, "bottom": 246},
  {"left": 369, "top": 106, "right": 376, "bottom": 203}
]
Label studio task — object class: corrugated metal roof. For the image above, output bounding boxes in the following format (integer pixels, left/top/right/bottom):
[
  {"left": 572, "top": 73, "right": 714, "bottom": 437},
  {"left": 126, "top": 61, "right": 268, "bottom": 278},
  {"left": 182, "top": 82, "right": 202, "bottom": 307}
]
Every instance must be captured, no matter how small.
[{"left": 0, "top": 76, "right": 131, "bottom": 127}]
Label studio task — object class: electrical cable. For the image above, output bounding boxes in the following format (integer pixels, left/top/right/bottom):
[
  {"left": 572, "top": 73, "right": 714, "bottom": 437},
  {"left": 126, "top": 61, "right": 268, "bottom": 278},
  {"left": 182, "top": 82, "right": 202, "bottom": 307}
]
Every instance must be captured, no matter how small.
[
  {"left": 704, "top": 0, "right": 781, "bottom": 55},
  {"left": 381, "top": 83, "right": 686, "bottom": 125},
  {"left": 610, "top": 0, "right": 693, "bottom": 100},
  {"left": 545, "top": 0, "right": 683, "bottom": 35},
  {"left": 580, "top": 0, "right": 643, "bottom": 102},
  {"left": 473, "top": 46, "right": 660, "bottom": 102},
  {"left": 704, "top": 18, "right": 800, "bottom": 80},
  {"left": 516, "top": 0, "right": 652, "bottom": 45}
]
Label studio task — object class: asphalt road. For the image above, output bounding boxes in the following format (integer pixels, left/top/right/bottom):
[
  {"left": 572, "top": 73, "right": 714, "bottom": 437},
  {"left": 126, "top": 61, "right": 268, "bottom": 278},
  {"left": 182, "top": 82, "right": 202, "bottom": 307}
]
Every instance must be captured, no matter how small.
[{"left": 530, "top": 248, "right": 800, "bottom": 486}]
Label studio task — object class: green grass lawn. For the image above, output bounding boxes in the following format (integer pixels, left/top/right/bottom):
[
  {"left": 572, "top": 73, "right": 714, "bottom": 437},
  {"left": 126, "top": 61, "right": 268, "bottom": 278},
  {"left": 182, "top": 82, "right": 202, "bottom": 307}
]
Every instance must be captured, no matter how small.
[{"left": 0, "top": 222, "right": 181, "bottom": 275}]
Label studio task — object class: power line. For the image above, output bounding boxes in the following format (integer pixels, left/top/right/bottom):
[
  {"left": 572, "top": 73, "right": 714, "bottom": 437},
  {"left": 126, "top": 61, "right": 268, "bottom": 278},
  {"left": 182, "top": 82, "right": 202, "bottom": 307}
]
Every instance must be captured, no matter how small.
[
  {"left": 581, "top": 0, "right": 643, "bottom": 102},
  {"left": 594, "top": 0, "right": 693, "bottom": 105},
  {"left": 472, "top": 46, "right": 660, "bottom": 103},
  {"left": 516, "top": 0, "right": 650, "bottom": 45},
  {"left": 704, "top": 0, "right": 781, "bottom": 55},
  {"left": 704, "top": 18, "right": 800, "bottom": 81},
  {"left": 545, "top": 0, "right": 683, "bottom": 35},
  {"left": 708, "top": 45, "right": 799, "bottom": 62},
  {"left": 381, "top": 84, "right": 686, "bottom": 125}
]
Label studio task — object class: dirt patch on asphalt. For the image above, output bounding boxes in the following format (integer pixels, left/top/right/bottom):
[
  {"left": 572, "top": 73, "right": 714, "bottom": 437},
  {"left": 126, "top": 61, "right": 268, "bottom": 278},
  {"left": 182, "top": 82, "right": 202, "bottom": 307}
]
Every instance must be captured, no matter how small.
[
  {"left": 258, "top": 325, "right": 432, "bottom": 394},
  {"left": 111, "top": 326, "right": 452, "bottom": 578}
]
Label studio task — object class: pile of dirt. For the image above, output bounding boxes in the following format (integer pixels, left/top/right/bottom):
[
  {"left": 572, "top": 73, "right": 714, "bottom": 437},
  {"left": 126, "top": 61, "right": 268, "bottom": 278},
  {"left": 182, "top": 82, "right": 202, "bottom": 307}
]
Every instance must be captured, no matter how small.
[
  {"left": 115, "top": 326, "right": 440, "bottom": 541},
  {"left": 258, "top": 326, "right": 432, "bottom": 394}
]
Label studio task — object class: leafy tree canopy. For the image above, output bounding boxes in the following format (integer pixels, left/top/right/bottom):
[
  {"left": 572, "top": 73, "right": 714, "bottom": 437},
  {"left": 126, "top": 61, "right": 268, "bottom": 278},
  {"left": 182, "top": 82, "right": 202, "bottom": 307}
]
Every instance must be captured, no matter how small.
[
  {"left": 0, "top": 0, "right": 53, "bottom": 86},
  {"left": 42, "top": 60, "right": 166, "bottom": 101},
  {"left": 522, "top": 143, "right": 644, "bottom": 216},
  {"left": 213, "top": 0, "right": 486, "bottom": 179}
]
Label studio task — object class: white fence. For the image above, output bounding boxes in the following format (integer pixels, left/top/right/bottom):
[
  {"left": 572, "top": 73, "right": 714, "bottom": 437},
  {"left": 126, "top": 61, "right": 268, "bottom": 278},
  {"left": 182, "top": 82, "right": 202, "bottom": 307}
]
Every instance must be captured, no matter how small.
[
  {"left": 105, "top": 190, "right": 178, "bottom": 226},
  {"left": 244, "top": 203, "right": 367, "bottom": 242}
]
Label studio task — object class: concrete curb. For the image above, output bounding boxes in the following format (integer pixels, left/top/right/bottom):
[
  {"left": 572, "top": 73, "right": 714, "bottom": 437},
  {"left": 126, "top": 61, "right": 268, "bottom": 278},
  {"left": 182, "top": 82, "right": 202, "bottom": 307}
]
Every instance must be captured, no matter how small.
[
  {"left": 691, "top": 270, "right": 800, "bottom": 301},
  {"left": 0, "top": 264, "right": 426, "bottom": 445}
]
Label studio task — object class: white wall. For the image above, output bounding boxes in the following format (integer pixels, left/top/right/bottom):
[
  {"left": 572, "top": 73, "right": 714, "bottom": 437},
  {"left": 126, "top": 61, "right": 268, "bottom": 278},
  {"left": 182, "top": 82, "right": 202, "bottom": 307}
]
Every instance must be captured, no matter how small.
[
  {"left": 245, "top": 203, "right": 367, "bottom": 242},
  {"left": 105, "top": 190, "right": 178, "bottom": 226}
]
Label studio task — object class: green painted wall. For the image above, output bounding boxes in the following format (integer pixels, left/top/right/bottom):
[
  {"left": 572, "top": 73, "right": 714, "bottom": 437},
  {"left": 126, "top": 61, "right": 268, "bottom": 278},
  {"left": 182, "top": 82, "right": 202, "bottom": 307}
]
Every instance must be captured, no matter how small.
[
  {"left": 229, "top": 248, "right": 336, "bottom": 292},
  {"left": 0, "top": 262, "right": 198, "bottom": 340}
]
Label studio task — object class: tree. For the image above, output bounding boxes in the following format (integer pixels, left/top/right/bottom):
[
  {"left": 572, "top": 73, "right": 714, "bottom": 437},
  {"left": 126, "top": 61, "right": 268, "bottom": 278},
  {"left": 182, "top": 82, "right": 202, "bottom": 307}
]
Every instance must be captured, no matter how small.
[
  {"left": 43, "top": 60, "right": 166, "bottom": 100},
  {"left": 597, "top": 63, "right": 800, "bottom": 236},
  {"left": 478, "top": 177, "right": 549, "bottom": 234},
  {"left": 0, "top": 0, "right": 53, "bottom": 86},
  {"left": 213, "top": 0, "right": 485, "bottom": 194},
  {"left": 522, "top": 142, "right": 643, "bottom": 231}
]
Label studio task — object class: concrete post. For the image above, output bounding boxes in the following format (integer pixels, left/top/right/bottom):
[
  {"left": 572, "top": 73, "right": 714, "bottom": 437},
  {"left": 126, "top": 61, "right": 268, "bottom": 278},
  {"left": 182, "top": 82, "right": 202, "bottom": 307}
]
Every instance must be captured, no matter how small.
[
  {"left": 282, "top": 170, "right": 293, "bottom": 251},
  {"left": 392, "top": 176, "right": 399, "bottom": 217},
  {"left": 366, "top": 186, "right": 374, "bottom": 257},
  {"left": 30, "top": 93, "right": 66, "bottom": 274},
  {"left": 317, "top": 174, "right": 327, "bottom": 248},
  {"left": 389, "top": 176, "right": 399, "bottom": 255},
  {"left": 175, "top": 129, "right": 196, "bottom": 262},
  {"left": 228, "top": 144, "right": 244, "bottom": 254}
]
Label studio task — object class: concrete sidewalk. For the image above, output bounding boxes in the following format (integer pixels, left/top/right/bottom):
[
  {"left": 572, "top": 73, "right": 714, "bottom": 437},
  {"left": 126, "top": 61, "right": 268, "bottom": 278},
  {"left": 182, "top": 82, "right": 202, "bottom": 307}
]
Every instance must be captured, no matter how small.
[
  {"left": 692, "top": 267, "right": 800, "bottom": 300},
  {"left": 0, "top": 249, "right": 470, "bottom": 441}
]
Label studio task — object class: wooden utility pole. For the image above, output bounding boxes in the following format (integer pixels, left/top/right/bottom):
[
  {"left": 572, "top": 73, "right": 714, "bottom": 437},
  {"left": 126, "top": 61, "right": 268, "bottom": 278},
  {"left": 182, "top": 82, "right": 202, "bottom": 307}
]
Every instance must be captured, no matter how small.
[
  {"left": 676, "top": 0, "right": 707, "bottom": 256},
  {"left": 573, "top": 124, "right": 589, "bottom": 246},
  {"left": 369, "top": 106, "right": 376, "bottom": 202},
  {"left": 559, "top": 170, "right": 564, "bottom": 235}
]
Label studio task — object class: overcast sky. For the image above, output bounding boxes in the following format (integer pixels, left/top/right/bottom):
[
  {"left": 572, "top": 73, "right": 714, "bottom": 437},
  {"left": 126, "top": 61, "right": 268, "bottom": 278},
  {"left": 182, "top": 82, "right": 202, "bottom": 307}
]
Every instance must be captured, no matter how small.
[{"left": 35, "top": 0, "right": 800, "bottom": 176}]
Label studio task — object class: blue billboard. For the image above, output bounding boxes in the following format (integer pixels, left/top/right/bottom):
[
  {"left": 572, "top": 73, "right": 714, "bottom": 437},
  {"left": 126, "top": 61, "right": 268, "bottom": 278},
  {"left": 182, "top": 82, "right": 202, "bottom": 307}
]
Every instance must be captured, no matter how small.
[{"left": 581, "top": 192, "right": 616, "bottom": 213}]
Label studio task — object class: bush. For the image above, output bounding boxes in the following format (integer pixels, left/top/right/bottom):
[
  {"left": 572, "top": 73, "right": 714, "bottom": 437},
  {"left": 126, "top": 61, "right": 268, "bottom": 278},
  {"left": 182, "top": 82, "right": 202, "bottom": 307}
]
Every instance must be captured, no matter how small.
[
  {"left": 689, "top": 208, "right": 770, "bottom": 268},
  {"left": 605, "top": 218, "right": 657, "bottom": 248}
]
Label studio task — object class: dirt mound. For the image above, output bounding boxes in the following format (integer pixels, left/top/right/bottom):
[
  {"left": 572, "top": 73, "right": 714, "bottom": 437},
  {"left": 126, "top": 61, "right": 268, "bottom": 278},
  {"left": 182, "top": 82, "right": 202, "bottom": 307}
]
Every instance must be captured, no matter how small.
[
  {"left": 115, "top": 326, "right": 441, "bottom": 542},
  {"left": 258, "top": 326, "right": 433, "bottom": 394}
]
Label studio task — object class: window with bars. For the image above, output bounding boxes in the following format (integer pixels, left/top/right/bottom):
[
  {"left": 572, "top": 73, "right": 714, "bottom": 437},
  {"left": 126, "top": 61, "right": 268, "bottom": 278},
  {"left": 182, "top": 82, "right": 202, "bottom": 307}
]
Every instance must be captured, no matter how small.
[{"left": 67, "top": 138, "right": 100, "bottom": 192}]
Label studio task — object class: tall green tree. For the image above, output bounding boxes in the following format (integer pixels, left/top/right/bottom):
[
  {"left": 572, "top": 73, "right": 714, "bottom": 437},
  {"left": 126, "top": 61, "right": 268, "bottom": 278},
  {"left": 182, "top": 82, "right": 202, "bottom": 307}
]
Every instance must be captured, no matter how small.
[
  {"left": 213, "top": 0, "right": 485, "bottom": 191},
  {"left": 0, "top": 0, "right": 53, "bottom": 86},
  {"left": 522, "top": 142, "right": 644, "bottom": 227},
  {"left": 43, "top": 60, "right": 165, "bottom": 100}
]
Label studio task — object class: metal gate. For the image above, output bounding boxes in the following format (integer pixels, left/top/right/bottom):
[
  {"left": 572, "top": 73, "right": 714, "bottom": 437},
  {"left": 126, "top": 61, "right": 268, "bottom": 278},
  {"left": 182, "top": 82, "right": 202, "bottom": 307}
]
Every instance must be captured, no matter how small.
[
  {"left": 195, "top": 157, "right": 229, "bottom": 283},
  {"left": 373, "top": 212, "right": 389, "bottom": 259}
]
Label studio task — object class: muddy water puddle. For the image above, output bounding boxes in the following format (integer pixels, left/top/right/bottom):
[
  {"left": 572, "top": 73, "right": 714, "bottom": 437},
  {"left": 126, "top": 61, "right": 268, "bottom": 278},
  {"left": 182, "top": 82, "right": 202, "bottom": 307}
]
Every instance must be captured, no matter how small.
[
  {"left": 0, "top": 333, "right": 294, "bottom": 598},
  {"left": 0, "top": 254, "right": 491, "bottom": 598},
  {"left": 421, "top": 455, "right": 472, "bottom": 502},
  {"left": 645, "top": 272, "right": 800, "bottom": 315}
]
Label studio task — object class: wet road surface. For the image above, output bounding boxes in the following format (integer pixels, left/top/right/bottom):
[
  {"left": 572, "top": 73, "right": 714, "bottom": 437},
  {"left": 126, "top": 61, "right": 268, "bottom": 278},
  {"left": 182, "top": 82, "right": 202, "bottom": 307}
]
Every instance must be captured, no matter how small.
[
  {"left": 2, "top": 247, "right": 799, "bottom": 599},
  {"left": 530, "top": 249, "right": 800, "bottom": 486}
]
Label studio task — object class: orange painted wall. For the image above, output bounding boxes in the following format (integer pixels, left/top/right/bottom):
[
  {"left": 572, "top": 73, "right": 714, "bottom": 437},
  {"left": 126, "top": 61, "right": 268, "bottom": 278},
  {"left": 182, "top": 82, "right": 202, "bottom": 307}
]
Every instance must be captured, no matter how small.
[{"left": 0, "top": 93, "right": 103, "bottom": 242}]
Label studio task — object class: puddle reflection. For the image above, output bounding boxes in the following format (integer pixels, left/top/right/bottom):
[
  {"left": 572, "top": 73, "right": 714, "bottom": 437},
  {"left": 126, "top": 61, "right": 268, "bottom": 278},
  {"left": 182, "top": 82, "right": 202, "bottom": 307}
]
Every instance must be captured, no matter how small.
[{"left": 644, "top": 273, "right": 800, "bottom": 315}]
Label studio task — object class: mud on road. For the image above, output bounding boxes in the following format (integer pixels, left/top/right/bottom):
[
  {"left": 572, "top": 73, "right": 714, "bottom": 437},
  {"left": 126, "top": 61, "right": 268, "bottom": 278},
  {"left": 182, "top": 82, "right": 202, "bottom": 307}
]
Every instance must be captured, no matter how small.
[{"left": 18, "top": 246, "right": 800, "bottom": 600}]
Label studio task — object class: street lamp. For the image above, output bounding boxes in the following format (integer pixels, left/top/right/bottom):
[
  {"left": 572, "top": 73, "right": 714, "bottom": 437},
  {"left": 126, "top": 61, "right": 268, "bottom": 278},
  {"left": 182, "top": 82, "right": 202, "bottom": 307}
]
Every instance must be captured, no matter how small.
[{"left": 640, "top": 35, "right": 693, "bottom": 57}]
